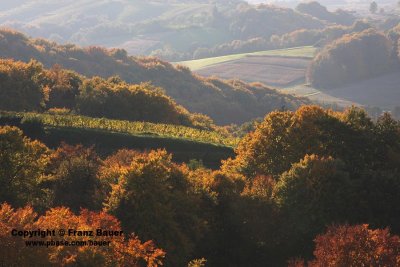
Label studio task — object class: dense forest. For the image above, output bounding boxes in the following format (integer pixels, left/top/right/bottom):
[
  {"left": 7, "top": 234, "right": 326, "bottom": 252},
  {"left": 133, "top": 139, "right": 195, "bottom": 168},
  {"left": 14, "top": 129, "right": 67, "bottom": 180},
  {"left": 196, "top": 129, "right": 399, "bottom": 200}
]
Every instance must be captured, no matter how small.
[{"left": 1, "top": 106, "right": 400, "bottom": 266}]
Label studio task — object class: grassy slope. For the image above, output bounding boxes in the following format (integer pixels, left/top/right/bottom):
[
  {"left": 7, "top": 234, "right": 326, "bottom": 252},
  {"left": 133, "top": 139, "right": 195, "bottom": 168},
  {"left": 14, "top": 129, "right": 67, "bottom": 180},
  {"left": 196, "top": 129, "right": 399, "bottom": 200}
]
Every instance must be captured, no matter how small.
[
  {"left": 282, "top": 85, "right": 359, "bottom": 108},
  {"left": 194, "top": 55, "right": 311, "bottom": 88},
  {"left": 284, "top": 72, "right": 400, "bottom": 110},
  {"left": 175, "top": 46, "right": 317, "bottom": 71}
]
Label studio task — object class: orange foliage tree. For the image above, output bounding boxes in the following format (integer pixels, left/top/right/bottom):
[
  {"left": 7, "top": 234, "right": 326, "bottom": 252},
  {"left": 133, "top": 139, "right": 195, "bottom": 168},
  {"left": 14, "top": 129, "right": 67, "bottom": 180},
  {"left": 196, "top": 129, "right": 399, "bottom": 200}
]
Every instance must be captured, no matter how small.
[
  {"left": 227, "top": 105, "right": 400, "bottom": 179},
  {"left": 290, "top": 224, "right": 400, "bottom": 266},
  {"left": 76, "top": 76, "right": 196, "bottom": 125},
  {"left": 44, "top": 64, "right": 81, "bottom": 109},
  {"left": 45, "top": 143, "right": 102, "bottom": 212},
  {"left": 227, "top": 106, "right": 351, "bottom": 178},
  {"left": 103, "top": 149, "right": 206, "bottom": 266},
  {"left": 0, "top": 59, "right": 46, "bottom": 111},
  {"left": 0, "top": 126, "right": 50, "bottom": 207},
  {"left": 0, "top": 203, "right": 165, "bottom": 266}
]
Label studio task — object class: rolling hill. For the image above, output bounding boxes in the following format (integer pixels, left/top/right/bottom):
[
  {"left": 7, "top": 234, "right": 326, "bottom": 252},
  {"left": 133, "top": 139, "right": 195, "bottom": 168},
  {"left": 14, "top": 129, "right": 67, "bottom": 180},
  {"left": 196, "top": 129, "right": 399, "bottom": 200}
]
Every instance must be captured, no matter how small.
[
  {"left": 177, "top": 46, "right": 316, "bottom": 87},
  {"left": 0, "top": 28, "right": 309, "bottom": 125},
  {"left": 178, "top": 43, "right": 400, "bottom": 112},
  {"left": 176, "top": 46, "right": 316, "bottom": 70}
]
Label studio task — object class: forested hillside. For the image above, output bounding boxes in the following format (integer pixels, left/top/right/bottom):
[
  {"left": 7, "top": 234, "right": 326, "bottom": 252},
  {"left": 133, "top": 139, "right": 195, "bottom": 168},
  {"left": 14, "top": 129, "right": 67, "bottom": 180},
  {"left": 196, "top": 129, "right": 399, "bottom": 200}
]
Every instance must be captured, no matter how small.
[
  {"left": 1, "top": 106, "right": 400, "bottom": 266},
  {"left": 0, "top": 29, "right": 308, "bottom": 124},
  {"left": 0, "top": 58, "right": 216, "bottom": 128},
  {"left": 295, "top": 1, "right": 355, "bottom": 25},
  {"left": 186, "top": 19, "right": 371, "bottom": 60},
  {"left": 307, "top": 28, "right": 396, "bottom": 88}
]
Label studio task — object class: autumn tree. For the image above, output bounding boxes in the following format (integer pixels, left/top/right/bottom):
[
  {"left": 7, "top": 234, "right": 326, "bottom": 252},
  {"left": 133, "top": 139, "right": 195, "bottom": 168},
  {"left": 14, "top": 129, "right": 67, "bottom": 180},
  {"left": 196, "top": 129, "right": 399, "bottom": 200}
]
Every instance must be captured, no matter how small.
[
  {"left": 45, "top": 143, "right": 102, "bottom": 212},
  {"left": 273, "top": 155, "right": 354, "bottom": 256},
  {"left": 227, "top": 105, "right": 398, "bottom": 179},
  {"left": 0, "top": 204, "right": 48, "bottom": 266},
  {"left": 45, "top": 65, "right": 81, "bottom": 109},
  {"left": 77, "top": 77, "right": 192, "bottom": 125},
  {"left": 307, "top": 29, "right": 393, "bottom": 88},
  {"left": 227, "top": 106, "right": 352, "bottom": 178},
  {"left": 0, "top": 58, "right": 220, "bottom": 129},
  {"left": 223, "top": 106, "right": 400, "bottom": 263},
  {"left": 104, "top": 149, "right": 205, "bottom": 266},
  {"left": 97, "top": 149, "right": 141, "bottom": 202},
  {"left": 225, "top": 109, "right": 293, "bottom": 178},
  {"left": 0, "top": 59, "right": 46, "bottom": 111},
  {"left": 0, "top": 126, "right": 49, "bottom": 207},
  {"left": 190, "top": 167, "right": 285, "bottom": 266},
  {"left": 195, "top": 170, "right": 247, "bottom": 266},
  {"left": 305, "top": 225, "right": 400, "bottom": 266},
  {"left": 0, "top": 203, "right": 165, "bottom": 266},
  {"left": 235, "top": 175, "right": 282, "bottom": 265}
]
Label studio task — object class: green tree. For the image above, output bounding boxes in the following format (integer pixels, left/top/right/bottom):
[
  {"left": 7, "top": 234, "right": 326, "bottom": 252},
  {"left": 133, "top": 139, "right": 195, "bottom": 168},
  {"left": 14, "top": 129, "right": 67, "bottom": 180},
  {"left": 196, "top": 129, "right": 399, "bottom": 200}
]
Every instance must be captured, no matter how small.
[{"left": 372, "top": 113, "right": 400, "bottom": 170}]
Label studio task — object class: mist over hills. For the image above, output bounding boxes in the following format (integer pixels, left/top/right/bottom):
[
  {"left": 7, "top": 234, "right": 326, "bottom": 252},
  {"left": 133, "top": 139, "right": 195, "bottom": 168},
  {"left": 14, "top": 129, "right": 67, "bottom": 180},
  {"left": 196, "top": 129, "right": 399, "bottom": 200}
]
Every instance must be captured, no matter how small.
[{"left": 0, "top": 0, "right": 325, "bottom": 57}]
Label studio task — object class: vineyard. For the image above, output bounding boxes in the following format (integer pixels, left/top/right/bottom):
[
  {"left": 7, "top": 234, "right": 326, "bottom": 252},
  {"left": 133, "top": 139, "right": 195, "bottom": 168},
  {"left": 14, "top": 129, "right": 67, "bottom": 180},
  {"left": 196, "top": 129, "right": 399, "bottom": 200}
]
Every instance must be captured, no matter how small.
[{"left": 0, "top": 111, "right": 238, "bottom": 147}]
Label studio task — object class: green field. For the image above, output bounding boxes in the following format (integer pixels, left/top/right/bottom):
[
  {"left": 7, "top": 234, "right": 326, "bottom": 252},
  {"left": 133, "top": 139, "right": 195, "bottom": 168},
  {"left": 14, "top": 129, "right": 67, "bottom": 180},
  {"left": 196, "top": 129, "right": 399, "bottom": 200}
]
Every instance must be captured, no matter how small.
[{"left": 175, "top": 46, "right": 317, "bottom": 71}]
